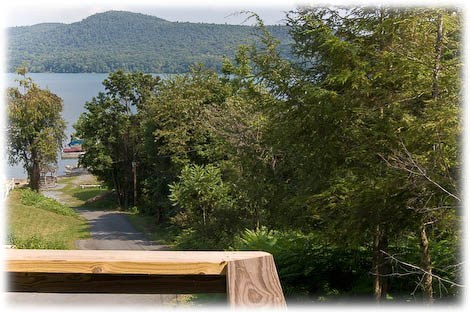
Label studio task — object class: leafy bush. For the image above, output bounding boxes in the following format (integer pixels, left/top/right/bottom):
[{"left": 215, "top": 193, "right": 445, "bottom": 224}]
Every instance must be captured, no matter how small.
[
  {"left": 20, "top": 189, "right": 78, "bottom": 217},
  {"left": 231, "top": 227, "right": 372, "bottom": 301},
  {"left": 169, "top": 164, "right": 240, "bottom": 248},
  {"left": 173, "top": 228, "right": 222, "bottom": 250}
]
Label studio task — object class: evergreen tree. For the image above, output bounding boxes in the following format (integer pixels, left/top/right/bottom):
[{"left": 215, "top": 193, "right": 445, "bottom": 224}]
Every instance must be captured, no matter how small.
[{"left": 246, "top": 7, "right": 461, "bottom": 301}]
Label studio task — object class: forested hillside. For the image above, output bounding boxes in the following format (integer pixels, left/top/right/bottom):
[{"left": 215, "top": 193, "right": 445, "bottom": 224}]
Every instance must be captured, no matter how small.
[{"left": 7, "top": 10, "right": 292, "bottom": 73}]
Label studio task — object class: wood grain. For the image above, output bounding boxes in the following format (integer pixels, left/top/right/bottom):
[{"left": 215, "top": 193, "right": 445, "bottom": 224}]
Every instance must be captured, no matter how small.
[
  {"left": 6, "top": 250, "right": 270, "bottom": 275},
  {"left": 226, "top": 254, "right": 286, "bottom": 307},
  {"left": 6, "top": 249, "right": 286, "bottom": 307},
  {"left": 8, "top": 272, "right": 226, "bottom": 294}
]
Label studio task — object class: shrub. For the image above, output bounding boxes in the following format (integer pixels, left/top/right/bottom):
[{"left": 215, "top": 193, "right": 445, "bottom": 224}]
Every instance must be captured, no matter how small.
[
  {"left": 231, "top": 227, "right": 372, "bottom": 301},
  {"left": 169, "top": 164, "right": 240, "bottom": 248}
]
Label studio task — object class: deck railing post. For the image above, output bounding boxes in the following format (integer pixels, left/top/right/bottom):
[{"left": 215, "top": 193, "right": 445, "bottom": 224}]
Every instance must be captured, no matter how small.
[{"left": 226, "top": 254, "right": 286, "bottom": 307}]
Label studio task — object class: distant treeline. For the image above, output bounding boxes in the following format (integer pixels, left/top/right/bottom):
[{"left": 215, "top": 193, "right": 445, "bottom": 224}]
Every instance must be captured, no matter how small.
[{"left": 7, "top": 10, "right": 292, "bottom": 73}]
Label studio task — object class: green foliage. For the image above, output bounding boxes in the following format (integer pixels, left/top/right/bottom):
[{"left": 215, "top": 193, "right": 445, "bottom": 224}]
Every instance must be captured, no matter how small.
[
  {"left": 231, "top": 227, "right": 372, "bottom": 301},
  {"left": 169, "top": 164, "right": 238, "bottom": 248},
  {"left": 7, "top": 233, "right": 67, "bottom": 249},
  {"left": 75, "top": 70, "right": 160, "bottom": 209},
  {"left": 20, "top": 189, "right": 79, "bottom": 217},
  {"left": 7, "top": 69, "right": 66, "bottom": 191},
  {"left": 138, "top": 67, "right": 232, "bottom": 221},
  {"left": 62, "top": 7, "right": 461, "bottom": 303},
  {"left": 7, "top": 11, "right": 292, "bottom": 73},
  {"left": 232, "top": 227, "right": 279, "bottom": 252},
  {"left": 239, "top": 7, "right": 461, "bottom": 301}
]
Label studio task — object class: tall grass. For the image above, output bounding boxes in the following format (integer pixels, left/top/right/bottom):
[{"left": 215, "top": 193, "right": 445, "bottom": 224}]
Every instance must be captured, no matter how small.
[
  {"left": 7, "top": 233, "right": 67, "bottom": 249},
  {"left": 20, "top": 189, "right": 79, "bottom": 217}
]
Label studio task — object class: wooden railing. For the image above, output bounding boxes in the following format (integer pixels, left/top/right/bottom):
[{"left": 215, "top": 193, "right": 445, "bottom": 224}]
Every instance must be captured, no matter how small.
[
  {"left": 2, "top": 179, "right": 16, "bottom": 201},
  {"left": 5, "top": 249, "right": 286, "bottom": 307}
]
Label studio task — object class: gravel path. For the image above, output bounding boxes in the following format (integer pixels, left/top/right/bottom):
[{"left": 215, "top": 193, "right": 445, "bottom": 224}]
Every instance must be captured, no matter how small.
[
  {"left": 40, "top": 183, "right": 66, "bottom": 202},
  {"left": 39, "top": 174, "right": 166, "bottom": 250},
  {"left": 75, "top": 208, "right": 168, "bottom": 250}
]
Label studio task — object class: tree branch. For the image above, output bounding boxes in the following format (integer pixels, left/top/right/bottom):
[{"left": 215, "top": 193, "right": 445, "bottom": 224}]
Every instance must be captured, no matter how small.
[
  {"left": 379, "top": 141, "right": 460, "bottom": 202},
  {"left": 380, "top": 250, "right": 464, "bottom": 288},
  {"left": 398, "top": 142, "right": 460, "bottom": 202}
]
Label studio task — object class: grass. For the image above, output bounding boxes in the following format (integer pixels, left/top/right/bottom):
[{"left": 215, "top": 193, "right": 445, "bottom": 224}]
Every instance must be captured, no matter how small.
[
  {"left": 127, "top": 213, "right": 180, "bottom": 247},
  {"left": 7, "top": 189, "right": 90, "bottom": 249},
  {"left": 80, "top": 191, "right": 120, "bottom": 210},
  {"left": 56, "top": 175, "right": 120, "bottom": 210},
  {"left": 20, "top": 189, "right": 78, "bottom": 216},
  {"left": 165, "top": 294, "right": 227, "bottom": 307}
]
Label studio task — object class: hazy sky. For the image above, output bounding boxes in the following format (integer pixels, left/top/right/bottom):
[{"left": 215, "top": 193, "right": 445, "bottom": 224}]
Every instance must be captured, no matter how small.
[
  {"left": 4, "top": 0, "right": 466, "bottom": 28},
  {"left": 3, "top": 0, "right": 299, "bottom": 27}
]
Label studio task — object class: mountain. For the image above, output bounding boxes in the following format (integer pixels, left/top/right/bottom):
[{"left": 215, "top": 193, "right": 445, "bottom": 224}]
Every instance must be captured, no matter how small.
[{"left": 7, "top": 10, "right": 292, "bottom": 73}]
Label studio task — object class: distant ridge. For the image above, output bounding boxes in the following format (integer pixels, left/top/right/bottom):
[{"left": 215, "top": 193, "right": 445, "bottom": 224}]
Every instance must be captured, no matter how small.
[
  {"left": 81, "top": 10, "right": 171, "bottom": 24},
  {"left": 7, "top": 10, "right": 292, "bottom": 73}
]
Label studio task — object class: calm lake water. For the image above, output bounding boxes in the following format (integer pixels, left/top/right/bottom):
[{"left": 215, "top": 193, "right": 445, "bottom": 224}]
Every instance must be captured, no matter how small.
[{"left": 5, "top": 73, "right": 136, "bottom": 178}]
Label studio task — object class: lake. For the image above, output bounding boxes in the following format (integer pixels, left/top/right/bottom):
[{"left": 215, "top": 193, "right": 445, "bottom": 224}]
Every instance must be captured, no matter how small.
[{"left": 5, "top": 73, "right": 125, "bottom": 178}]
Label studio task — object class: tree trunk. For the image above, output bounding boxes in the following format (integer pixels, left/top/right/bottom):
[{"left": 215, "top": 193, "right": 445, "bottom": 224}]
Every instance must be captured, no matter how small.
[
  {"left": 155, "top": 206, "right": 161, "bottom": 224},
  {"left": 29, "top": 150, "right": 41, "bottom": 192},
  {"left": 372, "top": 224, "right": 389, "bottom": 302},
  {"left": 432, "top": 12, "right": 443, "bottom": 99},
  {"left": 132, "top": 161, "right": 137, "bottom": 207},
  {"left": 112, "top": 166, "right": 126, "bottom": 210},
  {"left": 420, "top": 223, "right": 433, "bottom": 303},
  {"left": 123, "top": 184, "right": 129, "bottom": 210},
  {"left": 418, "top": 11, "right": 442, "bottom": 305}
]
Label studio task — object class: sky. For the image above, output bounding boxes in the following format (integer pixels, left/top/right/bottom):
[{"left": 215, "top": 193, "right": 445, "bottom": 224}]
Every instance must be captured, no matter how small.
[
  {"left": 2, "top": 0, "right": 299, "bottom": 27},
  {"left": 2, "top": 0, "right": 468, "bottom": 28}
]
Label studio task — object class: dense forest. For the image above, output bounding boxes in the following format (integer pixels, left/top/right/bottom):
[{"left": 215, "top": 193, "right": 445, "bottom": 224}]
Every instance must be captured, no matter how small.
[
  {"left": 7, "top": 10, "right": 292, "bottom": 73},
  {"left": 73, "top": 7, "right": 462, "bottom": 303}
]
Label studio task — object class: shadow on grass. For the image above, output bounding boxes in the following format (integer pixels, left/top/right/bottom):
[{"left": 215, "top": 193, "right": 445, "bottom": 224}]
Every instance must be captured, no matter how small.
[
  {"left": 72, "top": 189, "right": 104, "bottom": 202},
  {"left": 73, "top": 190, "right": 120, "bottom": 210},
  {"left": 126, "top": 214, "right": 181, "bottom": 246}
]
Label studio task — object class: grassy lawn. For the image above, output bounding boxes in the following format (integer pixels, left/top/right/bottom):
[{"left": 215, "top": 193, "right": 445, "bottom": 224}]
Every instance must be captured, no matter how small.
[
  {"left": 7, "top": 189, "right": 90, "bottom": 249},
  {"left": 57, "top": 175, "right": 119, "bottom": 210}
]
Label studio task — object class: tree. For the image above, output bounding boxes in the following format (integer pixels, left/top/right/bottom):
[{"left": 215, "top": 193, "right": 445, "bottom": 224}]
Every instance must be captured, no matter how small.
[
  {"left": 7, "top": 68, "right": 66, "bottom": 191},
  {"left": 379, "top": 9, "right": 461, "bottom": 302},
  {"left": 245, "top": 7, "right": 461, "bottom": 301},
  {"left": 169, "top": 164, "right": 237, "bottom": 247},
  {"left": 75, "top": 70, "right": 160, "bottom": 209},
  {"left": 139, "top": 66, "right": 231, "bottom": 221}
]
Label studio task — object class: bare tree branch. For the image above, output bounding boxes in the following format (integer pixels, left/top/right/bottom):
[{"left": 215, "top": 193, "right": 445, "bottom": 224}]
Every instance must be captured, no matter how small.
[
  {"left": 378, "top": 141, "right": 460, "bottom": 202},
  {"left": 381, "top": 250, "right": 464, "bottom": 288},
  {"left": 398, "top": 142, "right": 460, "bottom": 202}
]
